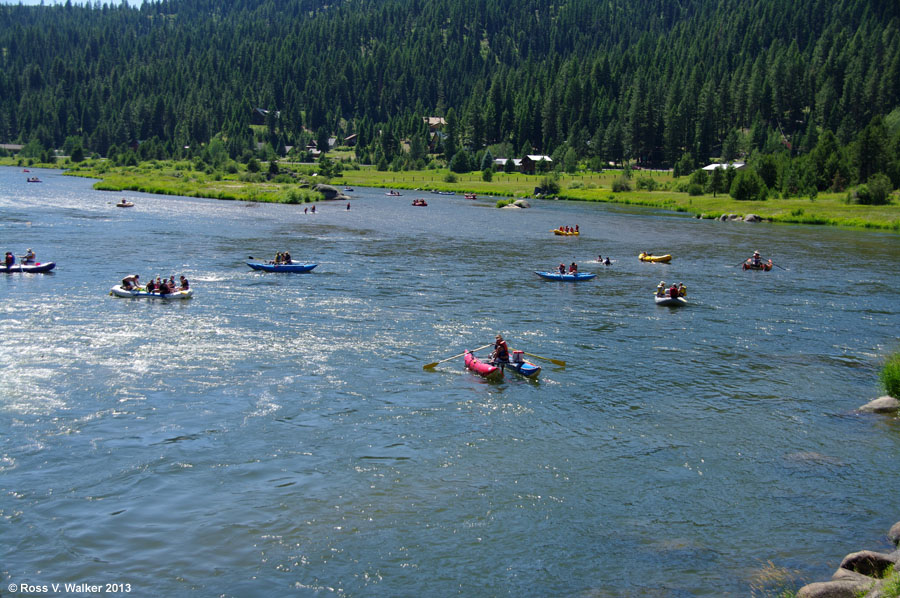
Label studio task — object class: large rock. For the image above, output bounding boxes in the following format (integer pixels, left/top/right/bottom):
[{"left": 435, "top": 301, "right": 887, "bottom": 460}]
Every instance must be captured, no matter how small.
[
  {"left": 513, "top": 199, "right": 531, "bottom": 208},
  {"left": 744, "top": 213, "right": 763, "bottom": 222},
  {"left": 888, "top": 521, "right": 900, "bottom": 547},
  {"left": 839, "top": 550, "right": 899, "bottom": 577},
  {"left": 797, "top": 580, "right": 875, "bottom": 598},
  {"left": 858, "top": 396, "right": 900, "bottom": 414},
  {"left": 313, "top": 184, "right": 348, "bottom": 201}
]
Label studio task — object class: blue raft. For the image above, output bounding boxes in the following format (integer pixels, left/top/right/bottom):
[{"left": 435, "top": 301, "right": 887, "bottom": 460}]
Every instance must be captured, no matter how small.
[
  {"left": 534, "top": 271, "right": 596, "bottom": 282},
  {"left": 247, "top": 262, "right": 317, "bottom": 273}
]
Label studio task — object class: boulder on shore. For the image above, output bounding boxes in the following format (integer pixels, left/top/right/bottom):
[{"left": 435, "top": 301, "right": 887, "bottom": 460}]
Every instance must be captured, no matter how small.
[
  {"left": 314, "top": 184, "right": 349, "bottom": 201},
  {"left": 888, "top": 521, "right": 900, "bottom": 547},
  {"left": 796, "top": 522, "right": 900, "bottom": 598},
  {"left": 744, "top": 213, "right": 763, "bottom": 222},
  {"left": 858, "top": 395, "right": 900, "bottom": 414}
]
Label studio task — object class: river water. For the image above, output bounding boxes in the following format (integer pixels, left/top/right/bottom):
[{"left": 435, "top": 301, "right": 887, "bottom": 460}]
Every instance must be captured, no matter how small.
[{"left": 2, "top": 166, "right": 899, "bottom": 597}]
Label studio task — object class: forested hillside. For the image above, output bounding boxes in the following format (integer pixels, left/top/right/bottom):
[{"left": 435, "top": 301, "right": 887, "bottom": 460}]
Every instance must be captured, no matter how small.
[{"left": 1, "top": 0, "right": 899, "bottom": 182}]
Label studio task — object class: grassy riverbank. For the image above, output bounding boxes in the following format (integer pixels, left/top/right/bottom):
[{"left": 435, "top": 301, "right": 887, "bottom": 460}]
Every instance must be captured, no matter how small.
[
  {"left": 336, "top": 167, "right": 900, "bottom": 231},
  {"left": 6, "top": 157, "right": 899, "bottom": 231}
]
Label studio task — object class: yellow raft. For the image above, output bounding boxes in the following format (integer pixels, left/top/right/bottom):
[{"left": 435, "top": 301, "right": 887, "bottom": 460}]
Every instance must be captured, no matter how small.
[
  {"left": 639, "top": 252, "right": 672, "bottom": 263},
  {"left": 552, "top": 229, "right": 579, "bottom": 236}
]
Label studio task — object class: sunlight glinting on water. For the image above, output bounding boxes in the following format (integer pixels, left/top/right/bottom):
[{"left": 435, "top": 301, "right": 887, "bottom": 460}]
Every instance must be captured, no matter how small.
[{"left": 2, "top": 168, "right": 899, "bottom": 597}]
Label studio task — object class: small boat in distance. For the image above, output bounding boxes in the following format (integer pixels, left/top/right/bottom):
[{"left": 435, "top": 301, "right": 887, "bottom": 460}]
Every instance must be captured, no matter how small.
[
  {"left": 247, "top": 261, "right": 317, "bottom": 273},
  {"left": 344, "top": 187, "right": 354, "bottom": 192},
  {"left": 116, "top": 200, "right": 135, "bottom": 208},
  {"left": 1, "top": 261, "right": 56, "bottom": 273},
  {"left": 639, "top": 252, "right": 672, "bottom": 263},
  {"left": 385, "top": 190, "right": 402, "bottom": 196},
  {"left": 26, "top": 177, "right": 42, "bottom": 183},
  {"left": 412, "top": 199, "right": 428, "bottom": 206},
  {"left": 534, "top": 271, "right": 596, "bottom": 282},
  {"left": 464, "top": 193, "right": 477, "bottom": 200},
  {"left": 654, "top": 294, "right": 687, "bottom": 307},
  {"left": 552, "top": 228, "right": 579, "bottom": 236},
  {"left": 110, "top": 285, "right": 193, "bottom": 299}
]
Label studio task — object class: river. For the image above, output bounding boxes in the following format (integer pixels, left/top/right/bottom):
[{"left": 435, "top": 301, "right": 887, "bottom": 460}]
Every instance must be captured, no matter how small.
[{"left": 2, "top": 166, "right": 899, "bottom": 597}]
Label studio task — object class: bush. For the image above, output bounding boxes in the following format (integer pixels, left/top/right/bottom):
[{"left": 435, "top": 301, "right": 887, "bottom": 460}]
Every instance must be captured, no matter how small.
[
  {"left": 443, "top": 172, "right": 458, "bottom": 183},
  {"left": 611, "top": 177, "right": 631, "bottom": 192},
  {"left": 851, "top": 173, "right": 893, "bottom": 205},
  {"left": 482, "top": 168, "right": 493, "bottom": 182},
  {"left": 687, "top": 183, "right": 704, "bottom": 196},
  {"left": 881, "top": 351, "right": 900, "bottom": 398},
  {"left": 636, "top": 177, "right": 658, "bottom": 191},
  {"left": 730, "top": 170, "right": 767, "bottom": 201},
  {"left": 537, "top": 174, "right": 560, "bottom": 195}
]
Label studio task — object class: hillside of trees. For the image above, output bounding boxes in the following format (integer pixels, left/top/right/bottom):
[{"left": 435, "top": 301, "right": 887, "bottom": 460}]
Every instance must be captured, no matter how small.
[{"left": 1, "top": 0, "right": 899, "bottom": 196}]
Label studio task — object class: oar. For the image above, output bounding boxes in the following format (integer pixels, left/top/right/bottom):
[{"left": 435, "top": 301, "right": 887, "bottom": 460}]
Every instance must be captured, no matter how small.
[
  {"left": 770, "top": 261, "right": 788, "bottom": 271},
  {"left": 734, "top": 259, "right": 749, "bottom": 267},
  {"left": 423, "top": 344, "right": 492, "bottom": 370},
  {"left": 514, "top": 350, "right": 566, "bottom": 367}
]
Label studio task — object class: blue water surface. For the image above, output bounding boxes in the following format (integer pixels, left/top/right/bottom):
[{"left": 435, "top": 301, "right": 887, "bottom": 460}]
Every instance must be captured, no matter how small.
[{"left": 2, "top": 166, "right": 899, "bottom": 597}]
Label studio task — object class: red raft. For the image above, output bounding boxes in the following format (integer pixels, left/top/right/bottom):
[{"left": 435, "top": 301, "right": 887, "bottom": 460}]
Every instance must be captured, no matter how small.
[{"left": 464, "top": 350, "right": 503, "bottom": 380}]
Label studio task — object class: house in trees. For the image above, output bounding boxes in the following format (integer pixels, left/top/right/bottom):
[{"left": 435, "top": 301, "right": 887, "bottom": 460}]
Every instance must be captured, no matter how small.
[
  {"left": 520, "top": 154, "right": 553, "bottom": 174},
  {"left": 702, "top": 162, "right": 745, "bottom": 171},
  {"left": 423, "top": 117, "right": 446, "bottom": 132},
  {"left": 493, "top": 158, "right": 522, "bottom": 170},
  {"left": 251, "top": 107, "right": 279, "bottom": 126}
]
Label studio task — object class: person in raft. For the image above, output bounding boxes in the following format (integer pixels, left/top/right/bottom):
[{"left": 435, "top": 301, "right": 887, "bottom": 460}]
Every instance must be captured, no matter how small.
[
  {"left": 669, "top": 283, "right": 680, "bottom": 299},
  {"left": 750, "top": 250, "right": 763, "bottom": 267},
  {"left": 121, "top": 274, "right": 140, "bottom": 290},
  {"left": 491, "top": 334, "right": 510, "bottom": 366},
  {"left": 678, "top": 283, "right": 687, "bottom": 297},
  {"left": 5, "top": 252, "right": 14, "bottom": 268},
  {"left": 656, "top": 281, "right": 666, "bottom": 297},
  {"left": 569, "top": 262, "right": 578, "bottom": 274},
  {"left": 22, "top": 248, "right": 35, "bottom": 264},
  {"left": 557, "top": 263, "right": 566, "bottom": 274},
  {"left": 603, "top": 256, "right": 611, "bottom": 266},
  {"left": 179, "top": 275, "right": 189, "bottom": 291}
]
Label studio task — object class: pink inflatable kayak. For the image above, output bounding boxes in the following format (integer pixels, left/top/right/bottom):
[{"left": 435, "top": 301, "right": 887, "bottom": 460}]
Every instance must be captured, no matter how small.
[{"left": 464, "top": 350, "right": 503, "bottom": 380}]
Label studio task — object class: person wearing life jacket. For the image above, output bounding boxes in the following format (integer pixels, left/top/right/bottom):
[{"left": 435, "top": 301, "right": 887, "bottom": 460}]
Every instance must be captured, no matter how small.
[
  {"left": 603, "top": 256, "right": 611, "bottom": 266},
  {"left": 23, "top": 248, "right": 35, "bottom": 264},
  {"left": 678, "top": 283, "right": 687, "bottom": 297},
  {"left": 5, "top": 252, "right": 14, "bottom": 268},
  {"left": 179, "top": 275, "right": 190, "bottom": 291},
  {"left": 569, "top": 262, "right": 578, "bottom": 274},
  {"left": 656, "top": 281, "right": 666, "bottom": 297},
  {"left": 492, "top": 334, "right": 510, "bottom": 364},
  {"left": 558, "top": 263, "right": 566, "bottom": 274},
  {"left": 669, "top": 283, "right": 679, "bottom": 299}
]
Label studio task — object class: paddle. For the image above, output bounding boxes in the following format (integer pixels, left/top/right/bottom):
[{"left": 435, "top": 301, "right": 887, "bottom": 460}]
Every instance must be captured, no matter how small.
[
  {"left": 423, "top": 344, "right": 492, "bottom": 370},
  {"left": 770, "top": 261, "right": 788, "bottom": 271},
  {"left": 513, "top": 350, "right": 566, "bottom": 367}
]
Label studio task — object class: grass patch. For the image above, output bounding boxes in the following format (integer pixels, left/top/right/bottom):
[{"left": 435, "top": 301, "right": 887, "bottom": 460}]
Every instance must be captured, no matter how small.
[{"left": 880, "top": 351, "right": 900, "bottom": 399}]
